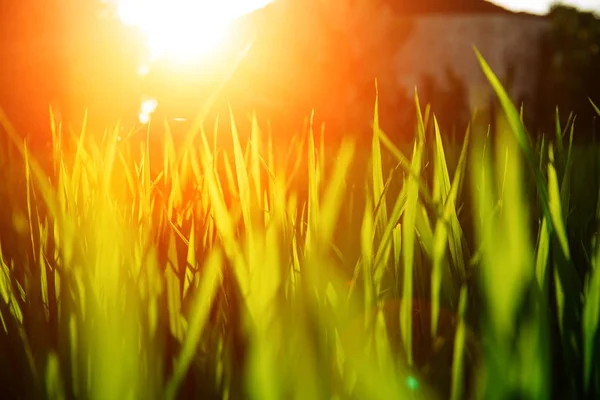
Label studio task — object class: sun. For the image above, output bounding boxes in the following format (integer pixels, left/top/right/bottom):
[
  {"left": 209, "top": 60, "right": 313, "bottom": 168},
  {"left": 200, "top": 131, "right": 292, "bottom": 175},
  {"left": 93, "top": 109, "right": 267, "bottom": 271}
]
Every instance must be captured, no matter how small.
[{"left": 116, "top": 0, "right": 272, "bottom": 63}]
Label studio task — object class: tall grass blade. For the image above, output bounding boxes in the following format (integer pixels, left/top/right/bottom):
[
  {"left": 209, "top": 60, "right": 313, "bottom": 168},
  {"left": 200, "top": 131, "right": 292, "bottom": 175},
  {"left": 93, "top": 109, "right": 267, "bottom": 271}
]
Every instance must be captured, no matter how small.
[
  {"left": 583, "top": 191, "right": 600, "bottom": 392},
  {"left": 450, "top": 286, "right": 468, "bottom": 400},
  {"left": 401, "top": 136, "right": 424, "bottom": 367},
  {"left": 230, "top": 107, "right": 253, "bottom": 238},
  {"left": 590, "top": 98, "right": 600, "bottom": 116},
  {"left": 45, "top": 352, "right": 65, "bottom": 400},
  {"left": 165, "top": 250, "right": 223, "bottom": 400},
  {"left": 372, "top": 86, "right": 388, "bottom": 234},
  {"left": 475, "top": 47, "right": 551, "bottom": 223},
  {"left": 319, "top": 141, "right": 355, "bottom": 247},
  {"left": 431, "top": 118, "right": 470, "bottom": 336}
]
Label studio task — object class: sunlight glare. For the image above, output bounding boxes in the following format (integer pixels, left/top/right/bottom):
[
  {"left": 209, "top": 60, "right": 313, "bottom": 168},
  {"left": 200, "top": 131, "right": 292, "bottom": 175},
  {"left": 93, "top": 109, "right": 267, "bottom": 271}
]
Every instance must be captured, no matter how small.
[{"left": 116, "top": 0, "right": 273, "bottom": 62}]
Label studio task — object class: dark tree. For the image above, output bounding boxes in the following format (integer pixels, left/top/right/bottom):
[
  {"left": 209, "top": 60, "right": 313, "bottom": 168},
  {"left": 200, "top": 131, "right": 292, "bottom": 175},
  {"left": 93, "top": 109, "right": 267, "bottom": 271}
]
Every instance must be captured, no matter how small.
[{"left": 535, "top": 5, "right": 600, "bottom": 140}]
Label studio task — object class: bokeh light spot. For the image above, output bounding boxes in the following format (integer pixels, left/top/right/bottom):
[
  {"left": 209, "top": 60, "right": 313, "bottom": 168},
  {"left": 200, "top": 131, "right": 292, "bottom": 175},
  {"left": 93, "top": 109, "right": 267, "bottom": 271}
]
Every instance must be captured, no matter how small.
[{"left": 406, "top": 375, "right": 420, "bottom": 391}]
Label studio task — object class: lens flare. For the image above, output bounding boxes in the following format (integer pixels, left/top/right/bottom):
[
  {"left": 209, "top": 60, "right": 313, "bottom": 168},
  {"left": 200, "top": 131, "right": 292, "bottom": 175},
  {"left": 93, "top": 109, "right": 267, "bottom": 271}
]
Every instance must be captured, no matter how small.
[
  {"left": 116, "top": 0, "right": 272, "bottom": 62},
  {"left": 141, "top": 98, "right": 158, "bottom": 114},
  {"left": 139, "top": 112, "right": 151, "bottom": 124},
  {"left": 139, "top": 97, "right": 158, "bottom": 124}
]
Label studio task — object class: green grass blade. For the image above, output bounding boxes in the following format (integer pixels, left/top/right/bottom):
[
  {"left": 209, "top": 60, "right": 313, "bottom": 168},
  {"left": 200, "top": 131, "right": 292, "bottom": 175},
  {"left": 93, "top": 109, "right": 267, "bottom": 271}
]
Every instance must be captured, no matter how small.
[
  {"left": 319, "top": 141, "right": 355, "bottom": 247},
  {"left": 555, "top": 107, "right": 564, "bottom": 156},
  {"left": 535, "top": 217, "right": 551, "bottom": 293},
  {"left": 590, "top": 98, "right": 600, "bottom": 116},
  {"left": 431, "top": 118, "right": 470, "bottom": 336},
  {"left": 450, "top": 286, "right": 468, "bottom": 400},
  {"left": 583, "top": 192, "right": 600, "bottom": 392},
  {"left": 372, "top": 86, "right": 388, "bottom": 234},
  {"left": 230, "top": 107, "right": 253, "bottom": 237},
  {"left": 0, "top": 108, "right": 60, "bottom": 219},
  {"left": 475, "top": 47, "right": 551, "bottom": 224},
  {"left": 548, "top": 144, "right": 571, "bottom": 259},
  {"left": 45, "top": 352, "right": 65, "bottom": 400},
  {"left": 401, "top": 138, "right": 424, "bottom": 367}
]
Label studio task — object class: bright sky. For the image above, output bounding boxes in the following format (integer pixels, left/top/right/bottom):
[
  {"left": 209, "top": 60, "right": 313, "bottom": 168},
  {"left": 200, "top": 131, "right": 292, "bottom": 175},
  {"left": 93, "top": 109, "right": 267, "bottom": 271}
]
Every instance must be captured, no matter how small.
[{"left": 492, "top": 0, "right": 600, "bottom": 14}]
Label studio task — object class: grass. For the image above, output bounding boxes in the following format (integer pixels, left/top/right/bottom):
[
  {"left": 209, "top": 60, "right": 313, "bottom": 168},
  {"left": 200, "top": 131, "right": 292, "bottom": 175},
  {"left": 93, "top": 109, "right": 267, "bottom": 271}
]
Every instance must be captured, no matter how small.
[{"left": 0, "top": 54, "right": 599, "bottom": 400}]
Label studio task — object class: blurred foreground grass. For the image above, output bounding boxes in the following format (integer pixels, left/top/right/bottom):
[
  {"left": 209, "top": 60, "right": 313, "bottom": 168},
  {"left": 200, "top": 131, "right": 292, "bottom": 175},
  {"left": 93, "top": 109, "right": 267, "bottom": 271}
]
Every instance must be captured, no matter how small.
[{"left": 0, "top": 55, "right": 600, "bottom": 400}]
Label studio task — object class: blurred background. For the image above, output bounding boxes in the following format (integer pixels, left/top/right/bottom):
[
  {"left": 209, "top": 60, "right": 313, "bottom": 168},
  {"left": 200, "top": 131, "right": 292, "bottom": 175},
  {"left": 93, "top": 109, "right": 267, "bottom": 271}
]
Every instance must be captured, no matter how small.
[{"left": 1, "top": 0, "right": 600, "bottom": 148}]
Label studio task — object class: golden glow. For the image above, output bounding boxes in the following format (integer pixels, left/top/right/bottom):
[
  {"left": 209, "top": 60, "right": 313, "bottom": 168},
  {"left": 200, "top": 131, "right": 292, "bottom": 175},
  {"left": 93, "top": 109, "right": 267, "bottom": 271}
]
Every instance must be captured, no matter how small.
[{"left": 116, "top": 0, "right": 272, "bottom": 62}]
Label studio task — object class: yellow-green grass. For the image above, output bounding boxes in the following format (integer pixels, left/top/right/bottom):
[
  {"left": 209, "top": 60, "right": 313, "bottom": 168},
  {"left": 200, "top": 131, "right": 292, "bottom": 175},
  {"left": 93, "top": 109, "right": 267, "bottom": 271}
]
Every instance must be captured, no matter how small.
[{"left": 0, "top": 53, "right": 599, "bottom": 400}]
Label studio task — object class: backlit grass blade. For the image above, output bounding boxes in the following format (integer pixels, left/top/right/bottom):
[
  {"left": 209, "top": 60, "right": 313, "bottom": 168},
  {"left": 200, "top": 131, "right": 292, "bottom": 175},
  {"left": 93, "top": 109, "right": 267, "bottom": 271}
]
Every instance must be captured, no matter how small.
[
  {"left": 431, "top": 117, "right": 469, "bottom": 336},
  {"left": 475, "top": 49, "right": 532, "bottom": 159},
  {"left": 230, "top": 107, "right": 253, "bottom": 238},
  {"left": 250, "top": 113, "right": 263, "bottom": 207},
  {"left": 373, "top": 185, "right": 407, "bottom": 274},
  {"left": 372, "top": 87, "right": 388, "bottom": 234},
  {"left": 560, "top": 120, "right": 575, "bottom": 218},
  {"left": 39, "top": 240, "right": 49, "bottom": 321},
  {"left": 392, "top": 224, "right": 402, "bottom": 296},
  {"left": 414, "top": 205, "right": 434, "bottom": 260},
  {"left": 450, "top": 286, "right": 468, "bottom": 400},
  {"left": 548, "top": 145, "right": 572, "bottom": 260},
  {"left": 470, "top": 125, "right": 541, "bottom": 398},
  {"left": 361, "top": 196, "right": 375, "bottom": 309},
  {"left": 432, "top": 117, "right": 451, "bottom": 207},
  {"left": 535, "top": 217, "right": 551, "bottom": 292},
  {"left": 475, "top": 47, "right": 551, "bottom": 223},
  {"left": 376, "top": 128, "right": 435, "bottom": 212},
  {"left": 0, "top": 108, "right": 60, "bottom": 219},
  {"left": 318, "top": 140, "right": 355, "bottom": 247},
  {"left": 590, "top": 98, "right": 600, "bottom": 116},
  {"left": 546, "top": 145, "right": 583, "bottom": 396},
  {"left": 446, "top": 125, "right": 470, "bottom": 280},
  {"left": 306, "top": 117, "right": 320, "bottom": 253},
  {"left": 499, "top": 120, "right": 535, "bottom": 333},
  {"left": 165, "top": 232, "right": 183, "bottom": 343},
  {"left": 70, "top": 124, "right": 88, "bottom": 201},
  {"left": 49, "top": 105, "right": 61, "bottom": 176},
  {"left": 165, "top": 250, "right": 223, "bottom": 400},
  {"left": 183, "top": 221, "right": 196, "bottom": 299},
  {"left": 45, "top": 352, "right": 65, "bottom": 400},
  {"left": 0, "top": 248, "right": 23, "bottom": 324},
  {"left": 24, "top": 144, "right": 37, "bottom": 263},
  {"left": 555, "top": 107, "right": 564, "bottom": 156},
  {"left": 222, "top": 152, "right": 238, "bottom": 200},
  {"left": 414, "top": 88, "right": 426, "bottom": 144},
  {"left": 118, "top": 152, "right": 136, "bottom": 199},
  {"left": 401, "top": 138, "right": 424, "bottom": 367},
  {"left": 583, "top": 191, "right": 600, "bottom": 392},
  {"left": 162, "top": 121, "right": 175, "bottom": 183}
]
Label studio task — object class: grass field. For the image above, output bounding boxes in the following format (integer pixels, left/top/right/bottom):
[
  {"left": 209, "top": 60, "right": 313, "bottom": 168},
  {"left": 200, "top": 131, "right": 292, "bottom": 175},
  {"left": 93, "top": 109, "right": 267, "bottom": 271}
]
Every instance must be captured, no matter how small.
[{"left": 0, "top": 53, "right": 600, "bottom": 400}]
